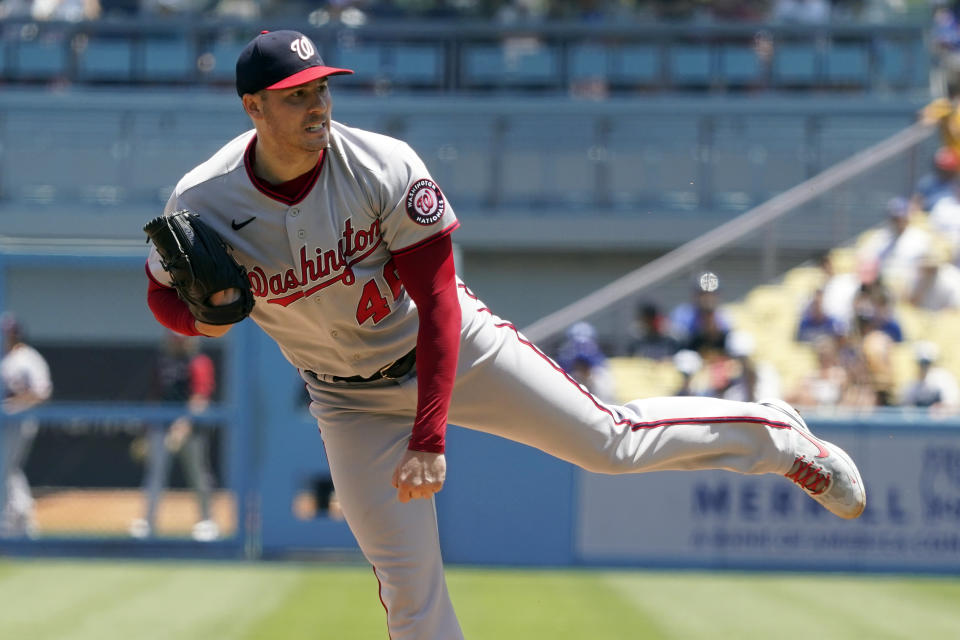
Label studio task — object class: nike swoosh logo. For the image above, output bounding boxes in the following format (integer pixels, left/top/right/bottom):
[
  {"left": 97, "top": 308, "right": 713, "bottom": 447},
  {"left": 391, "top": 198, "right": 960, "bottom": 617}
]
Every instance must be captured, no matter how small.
[
  {"left": 765, "top": 402, "right": 829, "bottom": 459},
  {"left": 795, "top": 428, "right": 830, "bottom": 459},
  {"left": 231, "top": 216, "right": 257, "bottom": 231}
]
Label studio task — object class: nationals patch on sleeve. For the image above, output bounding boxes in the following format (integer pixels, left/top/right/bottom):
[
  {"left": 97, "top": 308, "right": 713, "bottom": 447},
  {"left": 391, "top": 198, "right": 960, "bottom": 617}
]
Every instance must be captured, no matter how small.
[{"left": 405, "top": 179, "right": 446, "bottom": 226}]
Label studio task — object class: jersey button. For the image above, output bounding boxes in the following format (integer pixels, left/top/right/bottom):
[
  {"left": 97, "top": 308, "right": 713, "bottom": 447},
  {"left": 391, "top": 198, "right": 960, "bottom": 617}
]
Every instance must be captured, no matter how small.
[
  {"left": 290, "top": 208, "right": 300, "bottom": 217},
  {"left": 297, "top": 230, "right": 306, "bottom": 239},
  {"left": 330, "top": 330, "right": 338, "bottom": 337}
]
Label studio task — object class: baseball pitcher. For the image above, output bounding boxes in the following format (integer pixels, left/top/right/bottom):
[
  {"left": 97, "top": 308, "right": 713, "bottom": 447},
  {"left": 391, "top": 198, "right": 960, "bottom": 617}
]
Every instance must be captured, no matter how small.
[{"left": 143, "top": 30, "right": 866, "bottom": 639}]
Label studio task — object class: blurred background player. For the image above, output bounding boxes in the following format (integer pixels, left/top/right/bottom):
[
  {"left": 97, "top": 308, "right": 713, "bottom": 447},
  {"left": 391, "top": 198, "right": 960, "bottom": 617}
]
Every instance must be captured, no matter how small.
[
  {"left": 0, "top": 313, "right": 52, "bottom": 538},
  {"left": 130, "top": 332, "right": 219, "bottom": 541}
]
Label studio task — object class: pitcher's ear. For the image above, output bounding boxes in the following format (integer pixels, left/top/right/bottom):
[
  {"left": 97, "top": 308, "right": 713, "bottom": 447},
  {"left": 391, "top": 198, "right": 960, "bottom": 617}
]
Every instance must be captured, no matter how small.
[{"left": 242, "top": 93, "right": 264, "bottom": 119}]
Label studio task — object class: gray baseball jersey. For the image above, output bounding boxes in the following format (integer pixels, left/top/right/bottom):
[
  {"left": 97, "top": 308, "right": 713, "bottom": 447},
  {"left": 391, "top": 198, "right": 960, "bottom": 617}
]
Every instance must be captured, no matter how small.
[
  {"left": 147, "top": 121, "right": 864, "bottom": 640},
  {"left": 148, "top": 121, "right": 458, "bottom": 378}
]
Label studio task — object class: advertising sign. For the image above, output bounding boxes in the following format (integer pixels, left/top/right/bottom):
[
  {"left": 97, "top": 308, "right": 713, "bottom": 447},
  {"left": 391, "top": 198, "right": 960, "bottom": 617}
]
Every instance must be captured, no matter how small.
[{"left": 577, "top": 426, "right": 960, "bottom": 572}]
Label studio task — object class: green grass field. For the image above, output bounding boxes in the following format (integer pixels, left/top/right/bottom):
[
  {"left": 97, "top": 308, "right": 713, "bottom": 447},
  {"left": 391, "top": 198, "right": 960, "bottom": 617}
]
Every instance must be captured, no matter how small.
[{"left": 1, "top": 559, "right": 958, "bottom": 639}]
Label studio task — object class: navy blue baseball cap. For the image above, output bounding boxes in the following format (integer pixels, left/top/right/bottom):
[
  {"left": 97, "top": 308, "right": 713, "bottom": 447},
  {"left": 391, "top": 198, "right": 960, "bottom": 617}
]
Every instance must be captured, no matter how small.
[{"left": 236, "top": 30, "right": 353, "bottom": 96}]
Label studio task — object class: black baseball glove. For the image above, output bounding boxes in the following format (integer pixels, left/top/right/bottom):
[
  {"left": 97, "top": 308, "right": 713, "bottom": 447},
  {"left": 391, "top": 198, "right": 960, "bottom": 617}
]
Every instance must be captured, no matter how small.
[{"left": 144, "top": 209, "right": 254, "bottom": 325}]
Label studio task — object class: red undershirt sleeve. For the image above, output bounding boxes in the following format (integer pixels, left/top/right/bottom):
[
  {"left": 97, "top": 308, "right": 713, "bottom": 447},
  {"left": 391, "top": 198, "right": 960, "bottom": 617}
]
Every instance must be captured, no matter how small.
[
  {"left": 392, "top": 234, "right": 461, "bottom": 453},
  {"left": 145, "top": 262, "right": 202, "bottom": 337}
]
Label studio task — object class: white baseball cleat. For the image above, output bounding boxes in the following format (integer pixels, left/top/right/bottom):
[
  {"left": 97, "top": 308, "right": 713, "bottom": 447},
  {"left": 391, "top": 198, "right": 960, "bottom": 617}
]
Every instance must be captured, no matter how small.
[
  {"left": 759, "top": 399, "right": 866, "bottom": 520},
  {"left": 129, "top": 518, "right": 151, "bottom": 539},
  {"left": 191, "top": 519, "right": 220, "bottom": 542}
]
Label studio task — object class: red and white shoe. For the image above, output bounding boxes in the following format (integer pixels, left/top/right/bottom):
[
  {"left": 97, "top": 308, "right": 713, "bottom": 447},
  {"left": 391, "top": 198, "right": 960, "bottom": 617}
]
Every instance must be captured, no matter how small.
[{"left": 760, "top": 399, "right": 866, "bottom": 520}]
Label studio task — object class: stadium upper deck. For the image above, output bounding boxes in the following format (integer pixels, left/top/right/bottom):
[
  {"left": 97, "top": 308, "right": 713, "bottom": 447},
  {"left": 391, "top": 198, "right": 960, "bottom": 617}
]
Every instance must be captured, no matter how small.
[{"left": 0, "top": 17, "right": 932, "bottom": 95}]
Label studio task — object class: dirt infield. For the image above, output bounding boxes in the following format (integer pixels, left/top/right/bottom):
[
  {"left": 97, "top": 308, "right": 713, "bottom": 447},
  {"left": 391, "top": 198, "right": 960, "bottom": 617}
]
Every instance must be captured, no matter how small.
[{"left": 32, "top": 488, "right": 236, "bottom": 538}]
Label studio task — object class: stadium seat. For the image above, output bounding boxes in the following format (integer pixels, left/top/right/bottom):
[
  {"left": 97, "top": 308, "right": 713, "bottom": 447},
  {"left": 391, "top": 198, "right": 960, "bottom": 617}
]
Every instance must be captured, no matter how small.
[
  {"left": 462, "top": 43, "right": 560, "bottom": 90},
  {"left": 391, "top": 46, "right": 443, "bottom": 85},
  {"left": 610, "top": 45, "right": 659, "bottom": 88},
  {"left": 14, "top": 36, "right": 64, "bottom": 80},
  {"left": 609, "top": 357, "right": 680, "bottom": 403},
  {"left": 825, "top": 42, "right": 869, "bottom": 87},
  {"left": 782, "top": 266, "right": 824, "bottom": 296},
  {"left": 773, "top": 43, "right": 818, "bottom": 88},
  {"left": 143, "top": 37, "right": 192, "bottom": 80},
  {"left": 669, "top": 44, "right": 711, "bottom": 89},
  {"left": 335, "top": 44, "right": 383, "bottom": 81},
  {"left": 204, "top": 37, "right": 249, "bottom": 84},
  {"left": 719, "top": 45, "right": 762, "bottom": 89},
  {"left": 76, "top": 38, "right": 133, "bottom": 80},
  {"left": 570, "top": 44, "right": 608, "bottom": 81}
]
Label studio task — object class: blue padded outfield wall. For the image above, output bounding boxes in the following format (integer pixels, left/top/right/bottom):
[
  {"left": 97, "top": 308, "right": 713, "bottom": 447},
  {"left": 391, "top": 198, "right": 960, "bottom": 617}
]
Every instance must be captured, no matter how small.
[{"left": 2, "top": 263, "right": 958, "bottom": 574}]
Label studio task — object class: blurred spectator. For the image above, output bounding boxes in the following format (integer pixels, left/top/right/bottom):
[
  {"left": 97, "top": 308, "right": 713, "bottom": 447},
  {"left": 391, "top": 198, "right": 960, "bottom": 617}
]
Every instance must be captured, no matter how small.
[
  {"left": 626, "top": 301, "right": 678, "bottom": 360},
  {"left": 720, "top": 330, "right": 781, "bottom": 402},
  {"left": 0, "top": 313, "right": 52, "bottom": 538},
  {"left": 901, "top": 341, "right": 960, "bottom": 416},
  {"left": 495, "top": 0, "right": 548, "bottom": 23},
  {"left": 98, "top": 0, "right": 138, "bottom": 16},
  {"left": 844, "top": 295, "right": 897, "bottom": 407},
  {"left": 831, "top": 0, "right": 897, "bottom": 22},
  {"left": 651, "top": 0, "right": 704, "bottom": 21},
  {"left": 31, "top": 0, "right": 100, "bottom": 20},
  {"left": 751, "top": 29, "right": 776, "bottom": 89},
  {"left": 816, "top": 251, "right": 866, "bottom": 327},
  {"left": 555, "top": 322, "right": 615, "bottom": 402},
  {"left": 912, "top": 147, "right": 960, "bottom": 213},
  {"left": 927, "top": 181, "right": 960, "bottom": 262},
  {"left": 921, "top": 94, "right": 960, "bottom": 158},
  {"left": 705, "top": 0, "right": 771, "bottom": 21},
  {"left": 212, "top": 0, "right": 259, "bottom": 19},
  {"left": 848, "top": 282, "right": 904, "bottom": 343},
  {"left": 0, "top": 0, "right": 34, "bottom": 18},
  {"left": 685, "top": 309, "right": 731, "bottom": 357},
  {"left": 771, "top": 0, "right": 830, "bottom": 23},
  {"left": 796, "top": 286, "right": 846, "bottom": 343},
  {"left": 672, "top": 349, "right": 704, "bottom": 396},
  {"left": 931, "top": 2, "right": 960, "bottom": 97},
  {"left": 857, "top": 196, "right": 932, "bottom": 295},
  {"left": 668, "top": 275, "right": 733, "bottom": 357},
  {"left": 905, "top": 243, "right": 960, "bottom": 310},
  {"left": 787, "top": 335, "right": 850, "bottom": 409},
  {"left": 140, "top": 0, "right": 210, "bottom": 16},
  {"left": 130, "top": 332, "right": 219, "bottom": 542},
  {"left": 867, "top": 287, "right": 904, "bottom": 343}
]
